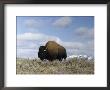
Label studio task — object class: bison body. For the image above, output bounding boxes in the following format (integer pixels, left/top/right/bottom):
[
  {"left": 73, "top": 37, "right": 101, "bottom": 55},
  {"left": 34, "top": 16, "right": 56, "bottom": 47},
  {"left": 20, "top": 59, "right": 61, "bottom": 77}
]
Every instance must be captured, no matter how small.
[
  {"left": 45, "top": 41, "right": 59, "bottom": 61},
  {"left": 57, "top": 46, "right": 67, "bottom": 60},
  {"left": 38, "top": 41, "right": 67, "bottom": 61}
]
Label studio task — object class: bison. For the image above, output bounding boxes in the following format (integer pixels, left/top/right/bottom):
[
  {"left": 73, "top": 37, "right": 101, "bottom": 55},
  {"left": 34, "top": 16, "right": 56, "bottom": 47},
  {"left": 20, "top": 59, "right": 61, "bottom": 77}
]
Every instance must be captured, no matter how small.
[
  {"left": 38, "top": 46, "right": 47, "bottom": 60},
  {"left": 38, "top": 41, "right": 67, "bottom": 61}
]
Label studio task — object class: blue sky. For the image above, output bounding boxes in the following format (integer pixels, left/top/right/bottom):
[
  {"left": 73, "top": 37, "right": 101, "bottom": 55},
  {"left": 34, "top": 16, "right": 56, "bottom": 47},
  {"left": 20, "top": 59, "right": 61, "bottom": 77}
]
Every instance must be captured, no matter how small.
[{"left": 17, "top": 16, "right": 94, "bottom": 59}]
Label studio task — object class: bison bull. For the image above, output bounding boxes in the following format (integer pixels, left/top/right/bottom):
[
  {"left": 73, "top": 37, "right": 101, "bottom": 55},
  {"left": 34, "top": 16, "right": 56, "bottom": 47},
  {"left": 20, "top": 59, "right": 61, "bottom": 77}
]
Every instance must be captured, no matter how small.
[{"left": 38, "top": 41, "right": 67, "bottom": 61}]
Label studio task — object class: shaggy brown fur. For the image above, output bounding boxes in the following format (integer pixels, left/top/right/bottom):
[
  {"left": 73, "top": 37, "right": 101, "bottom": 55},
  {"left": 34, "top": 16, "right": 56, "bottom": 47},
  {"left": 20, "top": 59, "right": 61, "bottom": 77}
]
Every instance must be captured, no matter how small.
[{"left": 45, "top": 41, "right": 67, "bottom": 61}]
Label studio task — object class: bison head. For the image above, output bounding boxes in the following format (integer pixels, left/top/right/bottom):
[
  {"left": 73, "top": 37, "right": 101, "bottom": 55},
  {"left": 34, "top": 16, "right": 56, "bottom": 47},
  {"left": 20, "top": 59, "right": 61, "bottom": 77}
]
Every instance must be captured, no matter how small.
[{"left": 38, "top": 46, "right": 47, "bottom": 60}]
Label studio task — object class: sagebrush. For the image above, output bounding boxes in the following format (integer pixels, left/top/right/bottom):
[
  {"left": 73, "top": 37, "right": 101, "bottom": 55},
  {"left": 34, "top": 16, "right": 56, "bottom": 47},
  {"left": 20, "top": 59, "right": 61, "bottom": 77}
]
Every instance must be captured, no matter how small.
[{"left": 16, "top": 59, "right": 94, "bottom": 74}]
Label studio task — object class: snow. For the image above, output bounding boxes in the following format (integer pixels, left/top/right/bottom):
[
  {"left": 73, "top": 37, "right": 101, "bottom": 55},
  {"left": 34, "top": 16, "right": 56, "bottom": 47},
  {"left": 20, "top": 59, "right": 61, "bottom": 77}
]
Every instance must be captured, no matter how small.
[{"left": 67, "top": 55, "right": 94, "bottom": 61}]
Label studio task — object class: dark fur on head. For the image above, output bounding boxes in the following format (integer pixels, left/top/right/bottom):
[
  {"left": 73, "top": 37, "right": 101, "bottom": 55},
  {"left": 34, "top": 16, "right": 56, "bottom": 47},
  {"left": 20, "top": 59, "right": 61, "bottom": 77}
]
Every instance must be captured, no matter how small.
[{"left": 38, "top": 46, "right": 47, "bottom": 60}]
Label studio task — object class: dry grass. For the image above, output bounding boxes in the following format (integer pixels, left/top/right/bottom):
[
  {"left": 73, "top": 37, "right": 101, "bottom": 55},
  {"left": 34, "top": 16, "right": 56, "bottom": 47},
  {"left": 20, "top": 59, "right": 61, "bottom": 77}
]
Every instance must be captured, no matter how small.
[{"left": 16, "top": 59, "right": 94, "bottom": 74}]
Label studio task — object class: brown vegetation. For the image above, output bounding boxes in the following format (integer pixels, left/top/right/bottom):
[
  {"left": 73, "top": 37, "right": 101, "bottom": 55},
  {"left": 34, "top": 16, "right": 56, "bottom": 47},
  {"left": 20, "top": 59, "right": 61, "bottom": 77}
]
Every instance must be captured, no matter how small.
[{"left": 16, "top": 59, "right": 94, "bottom": 74}]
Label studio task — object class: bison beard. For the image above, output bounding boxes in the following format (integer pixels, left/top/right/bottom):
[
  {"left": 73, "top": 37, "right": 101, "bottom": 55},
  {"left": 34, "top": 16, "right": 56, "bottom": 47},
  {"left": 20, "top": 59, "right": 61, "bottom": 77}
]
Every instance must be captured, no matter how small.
[{"left": 38, "top": 41, "right": 67, "bottom": 61}]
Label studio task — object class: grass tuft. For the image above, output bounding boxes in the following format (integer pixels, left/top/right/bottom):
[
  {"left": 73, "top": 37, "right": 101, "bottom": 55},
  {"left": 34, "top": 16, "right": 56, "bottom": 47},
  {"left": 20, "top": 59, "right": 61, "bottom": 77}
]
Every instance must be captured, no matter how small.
[{"left": 16, "top": 59, "right": 94, "bottom": 74}]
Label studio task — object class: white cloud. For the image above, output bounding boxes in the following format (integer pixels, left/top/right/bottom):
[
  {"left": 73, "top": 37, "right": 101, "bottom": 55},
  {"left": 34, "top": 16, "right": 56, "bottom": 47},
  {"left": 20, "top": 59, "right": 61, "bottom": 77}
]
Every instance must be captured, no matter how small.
[
  {"left": 17, "top": 32, "right": 61, "bottom": 42},
  {"left": 17, "top": 48, "right": 37, "bottom": 59},
  {"left": 67, "top": 49, "right": 82, "bottom": 56},
  {"left": 17, "top": 32, "right": 94, "bottom": 58},
  {"left": 75, "top": 27, "right": 94, "bottom": 39},
  {"left": 17, "top": 32, "right": 85, "bottom": 49},
  {"left": 86, "top": 40, "right": 94, "bottom": 50},
  {"left": 60, "top": 41, "right": 94, "bottom": 56},
  {"left": 17, "top": 40, "right": 37, "bottom": 49},
  {"left": 17, "top": 32, "right": 61, "bottom": 58},
  {"left": 59, "top": 41, "right": 84, "bottom": 49},
  {"left": 24, "top": 19, "right": 45, "bottom": 29},
  {"left": 53, "top": 16, "right": 72, "bottom": 27}
]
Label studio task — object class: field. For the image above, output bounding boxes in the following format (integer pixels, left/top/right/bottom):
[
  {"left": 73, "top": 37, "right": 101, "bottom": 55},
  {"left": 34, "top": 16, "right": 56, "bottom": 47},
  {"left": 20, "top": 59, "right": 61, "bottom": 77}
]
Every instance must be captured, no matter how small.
[{"left": 16, "top": 59, "right": 94, "bottom": 74}]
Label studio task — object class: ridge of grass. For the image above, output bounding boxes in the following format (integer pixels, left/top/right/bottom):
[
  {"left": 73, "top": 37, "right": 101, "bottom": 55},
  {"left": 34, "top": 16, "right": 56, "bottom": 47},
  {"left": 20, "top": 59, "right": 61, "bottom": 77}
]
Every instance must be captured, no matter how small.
[{"left": 16, "top": 59, "right": 94, "bottom": 74}]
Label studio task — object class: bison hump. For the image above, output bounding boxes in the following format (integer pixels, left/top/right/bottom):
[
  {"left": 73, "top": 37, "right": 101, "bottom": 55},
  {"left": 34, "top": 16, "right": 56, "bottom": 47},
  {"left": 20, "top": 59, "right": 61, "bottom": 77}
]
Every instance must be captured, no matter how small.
[{"left": 45, "top": 41, "right": 59, "bottom": 47}]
